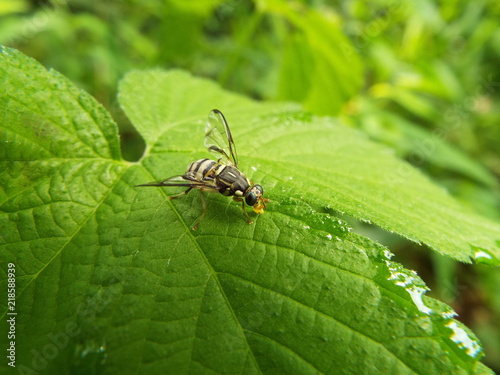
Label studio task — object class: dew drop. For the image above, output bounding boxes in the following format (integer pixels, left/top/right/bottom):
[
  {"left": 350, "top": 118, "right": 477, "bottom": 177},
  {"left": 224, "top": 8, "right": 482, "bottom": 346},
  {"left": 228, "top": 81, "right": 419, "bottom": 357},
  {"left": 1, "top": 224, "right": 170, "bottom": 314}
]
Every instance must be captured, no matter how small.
[
  {"left": 446, "top": 321, "right": 482, "bottom": 358},
  {"left": 386, "top": 263, "right": 432, "bottom": 315},
  {"left": 74, "top": 339, "right": 108, "bottom": 369},
  {"left": 471, "top": 245, "right": 499, "bottom": 266},
  {"left": 441, "top": 308, "right": 457, "bottom": 320},
  {"left": 406, "top": 286, "right": 432, "bottom": 315},
  {"left": 383, "top": 249, "right": 393, "bottom": 260}
]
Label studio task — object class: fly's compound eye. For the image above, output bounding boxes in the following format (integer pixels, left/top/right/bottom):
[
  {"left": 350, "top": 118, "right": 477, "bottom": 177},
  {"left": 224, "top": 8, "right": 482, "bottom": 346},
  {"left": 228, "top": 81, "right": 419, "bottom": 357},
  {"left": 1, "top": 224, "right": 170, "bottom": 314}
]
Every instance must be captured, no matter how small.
[
  {"left": 245, "top": 185, "right": 263, "bottom": 206},
  {"left": 245, "top": 191, "right": 257, "bottom": 206}
]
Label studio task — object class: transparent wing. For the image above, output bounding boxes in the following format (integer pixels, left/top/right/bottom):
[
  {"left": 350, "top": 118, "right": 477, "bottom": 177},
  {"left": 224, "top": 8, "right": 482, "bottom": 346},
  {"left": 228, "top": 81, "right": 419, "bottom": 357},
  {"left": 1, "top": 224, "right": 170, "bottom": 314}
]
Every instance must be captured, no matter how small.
[
  {"left": 204, "top": 109, "right": 238, "bottom": 167},
  {"left": 135, "top": 174, "right": 203, "bottom": 188}
]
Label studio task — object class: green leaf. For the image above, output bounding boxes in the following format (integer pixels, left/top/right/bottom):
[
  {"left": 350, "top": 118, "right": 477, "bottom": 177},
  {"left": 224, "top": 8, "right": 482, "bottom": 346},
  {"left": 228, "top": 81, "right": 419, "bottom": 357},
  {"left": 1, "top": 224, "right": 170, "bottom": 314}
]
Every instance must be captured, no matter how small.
[
  {"left": 264, "top": 0, "right": 363, "bottom": 116},
  {"left": 121, "top": 68, "right": 500, "bottom": 265},
  {"left": 349, "top": 98, "right": 498, "bottom": 188},
  {"left": 0, "top": 47, "right": 496, "bottom": 374}
]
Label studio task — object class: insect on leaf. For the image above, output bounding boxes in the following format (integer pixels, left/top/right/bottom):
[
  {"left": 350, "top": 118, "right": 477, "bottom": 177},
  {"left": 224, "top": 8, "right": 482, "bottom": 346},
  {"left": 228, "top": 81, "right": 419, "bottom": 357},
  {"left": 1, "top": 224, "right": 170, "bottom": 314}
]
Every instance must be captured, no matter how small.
[{"left": 0, "top": 49, "right": 497, "bottom": 374}]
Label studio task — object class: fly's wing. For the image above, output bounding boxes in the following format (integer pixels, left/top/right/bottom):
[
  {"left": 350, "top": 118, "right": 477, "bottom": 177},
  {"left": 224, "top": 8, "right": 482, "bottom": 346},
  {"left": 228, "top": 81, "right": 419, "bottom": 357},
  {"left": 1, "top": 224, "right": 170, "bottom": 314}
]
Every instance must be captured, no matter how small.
[
  {"left": 135, "top": 175, "right": 201, "bottom": 188},
  {"left": 205, "top": 109, "right": 238, "bottom": 167}
]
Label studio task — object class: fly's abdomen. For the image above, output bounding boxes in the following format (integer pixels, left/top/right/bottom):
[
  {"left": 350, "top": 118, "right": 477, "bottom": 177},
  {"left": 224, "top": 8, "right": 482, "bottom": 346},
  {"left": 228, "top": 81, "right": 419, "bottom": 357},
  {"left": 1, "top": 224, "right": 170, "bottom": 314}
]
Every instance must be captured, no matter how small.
[{"left": 186, "top": 159, "right": 217, "bottom": 181}]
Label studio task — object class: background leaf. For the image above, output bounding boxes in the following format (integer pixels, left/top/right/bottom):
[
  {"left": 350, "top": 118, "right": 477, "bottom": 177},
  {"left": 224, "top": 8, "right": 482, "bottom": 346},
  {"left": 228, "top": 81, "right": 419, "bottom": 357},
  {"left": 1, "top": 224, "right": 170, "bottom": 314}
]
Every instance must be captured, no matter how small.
[
  {"left": 263, "top": 0, "right": 364, "bottom": 115},
  {"left": 347, "top": 98, "right": 498, "bottom": 189}
]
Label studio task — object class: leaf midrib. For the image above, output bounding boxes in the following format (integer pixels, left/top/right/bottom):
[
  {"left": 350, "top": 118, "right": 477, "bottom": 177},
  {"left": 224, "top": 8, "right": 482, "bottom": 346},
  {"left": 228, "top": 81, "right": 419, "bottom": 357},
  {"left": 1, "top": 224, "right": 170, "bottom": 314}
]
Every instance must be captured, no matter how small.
[{"left": 139, "top": 163, "right": 263, "bottom": 373}]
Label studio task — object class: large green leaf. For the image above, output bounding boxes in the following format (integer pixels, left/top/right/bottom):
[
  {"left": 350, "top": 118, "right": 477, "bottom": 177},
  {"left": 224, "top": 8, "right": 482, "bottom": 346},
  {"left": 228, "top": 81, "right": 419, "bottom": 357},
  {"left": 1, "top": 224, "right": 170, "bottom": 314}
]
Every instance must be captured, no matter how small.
[
  {"left": 121, "top": 68, "right": 500, "bottom": 265},
  {"left": 0, "top": 47, "right": 496, "bottom": 374}
]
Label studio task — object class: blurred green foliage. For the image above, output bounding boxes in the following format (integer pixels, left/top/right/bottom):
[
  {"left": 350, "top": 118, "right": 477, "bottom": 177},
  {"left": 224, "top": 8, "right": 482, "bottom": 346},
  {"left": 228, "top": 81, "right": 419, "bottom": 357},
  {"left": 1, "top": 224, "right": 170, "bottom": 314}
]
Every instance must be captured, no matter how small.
[{"left": 2, "top": 0, "right": 499, "bottom": 370}]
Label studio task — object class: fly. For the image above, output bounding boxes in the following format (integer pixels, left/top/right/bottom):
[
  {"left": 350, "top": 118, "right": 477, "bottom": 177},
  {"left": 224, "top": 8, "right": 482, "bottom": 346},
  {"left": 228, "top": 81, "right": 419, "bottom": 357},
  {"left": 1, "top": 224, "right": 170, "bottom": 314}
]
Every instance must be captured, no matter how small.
[{"left": 135, "top": 109, "right": 268, "bottom": 230}]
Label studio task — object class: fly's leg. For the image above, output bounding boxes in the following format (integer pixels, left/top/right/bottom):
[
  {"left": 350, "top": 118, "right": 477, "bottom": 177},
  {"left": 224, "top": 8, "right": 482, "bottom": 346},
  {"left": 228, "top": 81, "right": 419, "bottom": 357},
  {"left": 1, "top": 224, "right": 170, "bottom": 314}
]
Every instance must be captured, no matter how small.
[
  {"left": 169, "top": 187, "right": 192, "bottom": 200},
  {"left": 192, "top": 190, "right": 207, "bottom": 230},
  {"left": 233, "top": 197, "right": 253, "bottom": 224},
  {"left": 168, "top": 187, "right": 205, "bottom": 230}
]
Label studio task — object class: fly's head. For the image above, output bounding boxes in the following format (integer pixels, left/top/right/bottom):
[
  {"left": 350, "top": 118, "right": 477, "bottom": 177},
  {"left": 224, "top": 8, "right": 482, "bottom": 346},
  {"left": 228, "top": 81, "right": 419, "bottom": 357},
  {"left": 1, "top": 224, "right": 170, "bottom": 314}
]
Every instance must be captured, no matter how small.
[{"left": 244, "top": 184, "right": 268, "bottom": 214}]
